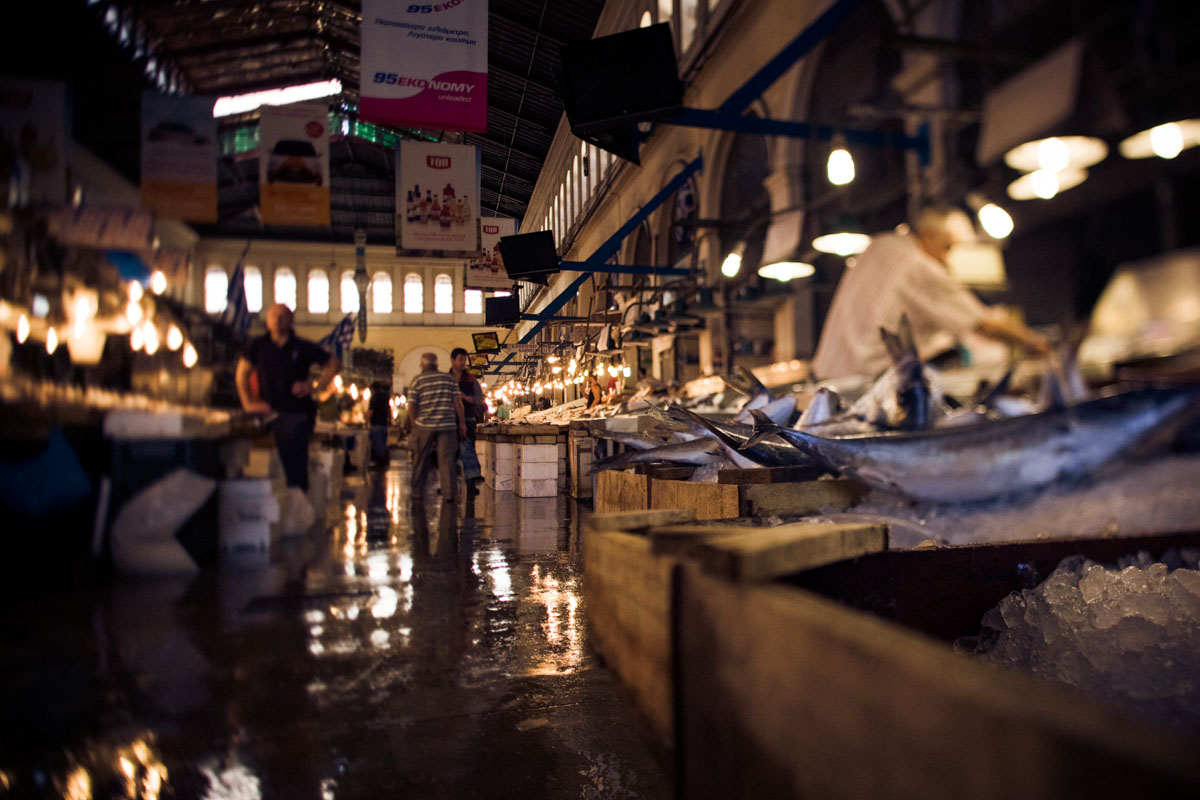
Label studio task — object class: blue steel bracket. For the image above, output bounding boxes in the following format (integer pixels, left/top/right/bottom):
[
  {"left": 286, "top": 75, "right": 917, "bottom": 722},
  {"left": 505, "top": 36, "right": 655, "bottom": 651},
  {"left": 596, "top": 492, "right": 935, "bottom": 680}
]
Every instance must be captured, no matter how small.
[
  {"left": 557, "top": 262, "right": 692, "bottom": 277},
  {"left": 666, "top": 109, "right": 932, "bottom": 166}
]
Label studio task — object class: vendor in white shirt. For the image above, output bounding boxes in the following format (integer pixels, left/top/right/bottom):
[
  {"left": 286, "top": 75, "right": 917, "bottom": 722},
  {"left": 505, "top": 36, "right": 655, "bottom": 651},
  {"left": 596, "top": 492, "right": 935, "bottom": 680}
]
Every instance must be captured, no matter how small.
[{"left": 812, "top": 205, "right": 1050, "bottom": 380}]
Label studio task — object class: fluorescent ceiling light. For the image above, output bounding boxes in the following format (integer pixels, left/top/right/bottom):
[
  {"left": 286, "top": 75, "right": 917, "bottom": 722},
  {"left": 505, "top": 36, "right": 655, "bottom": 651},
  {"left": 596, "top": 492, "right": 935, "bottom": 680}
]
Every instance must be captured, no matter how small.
[{"left": 213, "top": 79, "right": 342, "bottom": 118}]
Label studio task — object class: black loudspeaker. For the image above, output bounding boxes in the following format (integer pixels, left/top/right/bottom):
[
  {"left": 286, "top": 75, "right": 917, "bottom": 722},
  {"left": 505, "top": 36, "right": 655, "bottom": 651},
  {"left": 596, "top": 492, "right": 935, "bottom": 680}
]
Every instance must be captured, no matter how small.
[
  {"left": 498, "top": 231, "right": 559, "bottom": 281},
  {"left": 484, "top": 295, "right": 521, "bottom": 327}
]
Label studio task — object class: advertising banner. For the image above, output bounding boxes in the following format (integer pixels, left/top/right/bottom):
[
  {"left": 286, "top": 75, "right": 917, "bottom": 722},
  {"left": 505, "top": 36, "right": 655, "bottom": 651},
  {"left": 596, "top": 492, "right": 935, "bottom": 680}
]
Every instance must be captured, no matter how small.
[
  {"left": 258, "top": 103, "right": 330, "bottom": 226},
  {"left": 360, "top": 0, "right": 488, "bottom": 133},
  {"left": 0, "top": 79, "right": 68, "bottom": 209},
  {"left": 140, "top": 92, "right": 218, "bottom": 222},
  {"left": 396, "top": 140, "right": 480, "bottom": 256},
  {"left": 467, "top": 216, "right": 515, "bottom": 289}
]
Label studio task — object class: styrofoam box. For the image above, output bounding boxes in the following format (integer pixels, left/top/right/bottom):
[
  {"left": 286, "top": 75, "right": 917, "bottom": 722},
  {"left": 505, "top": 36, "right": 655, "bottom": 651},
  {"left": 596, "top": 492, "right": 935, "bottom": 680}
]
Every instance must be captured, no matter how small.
[
  {"left": 492, "top": 474, "right": 515, "bottom": 492},
  {"left": 220, "top": 520, "right": 270, "bottom": 553},
  {"left": 494, "top": 443, "right": 514, "bottom": 461},
  {"left": 518, "top": 461, "right": 557, "bottom": 480},
  {"left": 517, "top": 444, "right": 557, "bottom": 463},
  {"left": 219, "top": 479, "right": 280, "bottom": 525},
  {"left": 515, "top": 476, "right": 557, "bottom": 497}
]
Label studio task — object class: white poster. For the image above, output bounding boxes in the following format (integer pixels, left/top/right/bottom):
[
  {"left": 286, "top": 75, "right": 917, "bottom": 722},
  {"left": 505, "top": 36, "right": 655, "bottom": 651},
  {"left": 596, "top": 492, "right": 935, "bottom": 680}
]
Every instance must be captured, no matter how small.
[
  {"left": 0, "top": 79, "right": 68, "bottom": 209},
  {"left": 467, "top": 216, "right": 515, "bottom": 289},
  {"left": 258, "top": 103, "right": 330, "bottom": 226},
  {"left": 140, "top": 91, "right": 218, "bottom": 222},
  {"left": 396, "top": 140, "right": 480, "bottom": 256},
  {"left": 360, "top": 0, "right": 488, "bottom": 133}
]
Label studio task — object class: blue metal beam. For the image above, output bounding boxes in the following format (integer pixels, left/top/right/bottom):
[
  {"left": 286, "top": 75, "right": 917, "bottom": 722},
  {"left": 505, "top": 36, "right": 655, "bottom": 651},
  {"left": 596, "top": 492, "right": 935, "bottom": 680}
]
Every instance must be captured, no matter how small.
[{"left": 518, "top": 154, "right": 704, "bottom": 343}]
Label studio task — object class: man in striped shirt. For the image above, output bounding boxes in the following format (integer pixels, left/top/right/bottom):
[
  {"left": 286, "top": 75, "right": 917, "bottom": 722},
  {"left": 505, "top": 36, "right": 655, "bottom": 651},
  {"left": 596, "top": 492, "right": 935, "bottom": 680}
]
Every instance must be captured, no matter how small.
[
  {"left": 812, "top": 205, "right": 1049, "bottom": 380},
  {"left": 406, "top": 352, "right": 467, "bottom": 502}
]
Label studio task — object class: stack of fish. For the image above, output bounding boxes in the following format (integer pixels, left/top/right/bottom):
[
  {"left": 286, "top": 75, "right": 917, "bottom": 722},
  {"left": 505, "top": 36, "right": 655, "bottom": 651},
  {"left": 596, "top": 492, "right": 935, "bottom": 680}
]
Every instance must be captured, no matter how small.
[{"left": 589, "top": 318, "right": 1200, "bottom": 504}]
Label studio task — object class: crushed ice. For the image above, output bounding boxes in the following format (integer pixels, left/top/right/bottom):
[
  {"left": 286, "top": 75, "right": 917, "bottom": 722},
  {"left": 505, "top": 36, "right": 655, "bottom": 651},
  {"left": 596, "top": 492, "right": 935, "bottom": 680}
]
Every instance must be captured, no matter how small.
[{"left": 957, "top": 547, "right": 1200, "bottom": 735}]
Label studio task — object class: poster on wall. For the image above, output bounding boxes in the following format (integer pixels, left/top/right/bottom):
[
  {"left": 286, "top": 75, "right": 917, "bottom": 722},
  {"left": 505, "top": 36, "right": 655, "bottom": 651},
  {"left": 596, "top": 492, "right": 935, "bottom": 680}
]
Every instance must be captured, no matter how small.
[
  {"left": 140, "top": 91, "right": 218, "bottom": 222},
  {"left": 258, "top": 102, "right": 330, "bottom": 226},
  {"left": 0, "top": 79, "right": 68, "bottom": 209},
  {"left": 359, "top": 0, "right": 488, "bottom": 133},
  {"left": 396, "top": 140, "right": 480, "bottom": 256},
  {"left": 466, "top": 216, "right": 515, "bottom": 289}
]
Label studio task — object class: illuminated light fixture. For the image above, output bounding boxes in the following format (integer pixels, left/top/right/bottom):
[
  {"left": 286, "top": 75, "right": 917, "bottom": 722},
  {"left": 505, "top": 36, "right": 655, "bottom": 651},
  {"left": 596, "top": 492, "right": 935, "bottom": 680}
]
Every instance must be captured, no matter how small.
[
  {"left": 182, "top": 342, "right": 198, "bottom": 368},
  {"left": 362, "top": 387, "right": 372, "bottom": 403},
  {"left": 167, "top": 324, "right": 183, "bottom": 351},
  {"left": 130, "top": 325, "right": 144, "bottom": 351},
  {"left": 1003, "top": 135, "right": 1107, "bottom": 172},
  {"left": 976, "top": 202, "right": 1014, "bottom": 239},
  {"left": 32, "top": 294, "right": 49, "bottom": 318},
  {"left": 622, "top": 366, "right": 632, "bottom": 378},
  {"left": 826, "top": 135, "right": 855, "bottom": 185},
  {"left": 333, "top": 375, "right": 344, "bottom": 393},
  {"left": 17, "top": 313, "right": 30, "bottom": 343},
  {"left": 812, "top": 232, "right": 870, "bottom": 257},
  {"left": 125, "top": 301, "right": 144, "bottom": 325},
  {"left": 720, "top": 241, "right": 745, "bottom": 278},
  {"left": 1007, "top": 168, "right": 1088, "bottom": 201},
  {"left": 546, "top": 355, "right": 559, "bottom": 363},
  {"left": 143, "top": 321, "right": 160, "bottom": 355},
  {"left": 758, "top": 261, "right": 816, "bottom": 282},
  {"left": 1119, "top": 119, "right": 1200, "bottom": 160},
  {"left": 128, "top": 280, "right": 144, "bottom": 303},
  {"left": 349, "top": 383, "right": 359, "bottom": 400},
  {"left": 213, "top": 79, "right": 342, "bottom": 118},
  {"left": 46, "top": 327, "right": 58, "bottom": 354},
  {"left": 551, "top": 365, "right": 562, "bottom": 374},
  {"left": 150, "top": 270, "right": 168, "bottom": 295},
  {"left": 567, "top": 359, "right": 577, "bottom": 375}
]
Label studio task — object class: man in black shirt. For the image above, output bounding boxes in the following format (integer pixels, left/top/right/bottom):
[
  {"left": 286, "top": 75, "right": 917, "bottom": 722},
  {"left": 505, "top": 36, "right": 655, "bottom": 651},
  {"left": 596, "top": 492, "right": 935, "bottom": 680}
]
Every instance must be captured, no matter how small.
[{"left": 236, "top": 303, "right": 340, "bottom": 491}]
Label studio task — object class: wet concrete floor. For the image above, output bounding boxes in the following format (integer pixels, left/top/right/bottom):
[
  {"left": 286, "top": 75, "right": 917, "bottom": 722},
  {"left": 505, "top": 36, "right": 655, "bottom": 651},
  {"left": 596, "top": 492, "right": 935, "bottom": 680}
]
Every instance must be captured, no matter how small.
[{"left": 0, "top": 458, "right": 671, "bottom": 799}]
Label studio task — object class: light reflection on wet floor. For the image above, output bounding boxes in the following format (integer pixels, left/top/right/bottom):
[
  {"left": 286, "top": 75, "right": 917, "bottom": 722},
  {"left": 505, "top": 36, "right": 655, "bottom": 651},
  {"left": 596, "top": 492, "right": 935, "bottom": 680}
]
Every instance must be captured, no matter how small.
[{"left": 0, "top": 460, "right": 669, "bottom": 799}]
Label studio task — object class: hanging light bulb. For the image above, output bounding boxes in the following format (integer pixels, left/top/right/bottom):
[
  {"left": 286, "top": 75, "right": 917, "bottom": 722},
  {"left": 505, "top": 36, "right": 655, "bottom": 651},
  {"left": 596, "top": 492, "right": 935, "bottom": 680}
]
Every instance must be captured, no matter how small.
[
  {"left": 333, "top": 374, "right": 344, "bottom": 393},
  {"left": 130, "top": 324, "right": 144, "bottom": 351},
  {"left": 128, "top": 280, "right": 144, "bottom": 303},
  {"left": 622, "top": 366, "right": 632, "bottom": 378},
  {"left": 1119, "top": 119, "right": 1200, "bottom": 160},
  {"left": 551, "top": 365, "right": 562, "bottom": 374},
  {"left": 812, "top": 232, "right": 871, "bottom": 257},
  {"left": 167, "top": 324, "right": 183, "bottom": 351},
  {"left": 1030, "top": 170, "right": 1060, "bottom": 199},
  {"left": 1004, "top": 136, "right": 1107, "bottom": 172},
  {"left": 182, "top": 341, "right": 198, "bottom": 368},
  {"left": 568, "top": 359, "right": 577, "bottom": 375},
  {"left": 143, "top": 320, "right": 160, "bottom": 355},
  {"left": 758, "top": 261, "right": 816, "bottom": 281},
  {"left": 46, "top": 327, "right": 58, "bottom": 354},
  {"left": 976, "top": 202, "right": 1014, "bottom": 239},
  {"left": 125, "top": 300, "right": 144, "bottom": 326},
  {"left": 349, "top": 383, "right": 359, "bottom": 400},
  {"left": 1007, "top": 168, "right": 1087, "bottom": 201},
  {"left": 546, "top": 355, "right": 559, "bottom": 364},
  {"left": 150, "top": 270, "right": 168, "bottom": 295},
  {"left": 17, "top": 313, "right": 30, "bottom": 344},
  {"left": 362, "top": 387, "right": 372, "bottom": 404},
  {"left": 826, "top": 136, "right": 855, "bottom": 185},
  {"left": 721, "top": 241, "right": 745, "bottom": 278}
]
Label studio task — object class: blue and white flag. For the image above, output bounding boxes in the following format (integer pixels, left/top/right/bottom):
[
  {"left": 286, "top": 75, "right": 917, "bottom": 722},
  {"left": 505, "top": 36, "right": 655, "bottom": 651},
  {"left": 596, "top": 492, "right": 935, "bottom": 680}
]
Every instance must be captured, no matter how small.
[
  {"left": 220, "top": 240, "right": 255, "bottom": 334},
  {"left": 319, "top": 313, "right": 356, "bottom": 359}
]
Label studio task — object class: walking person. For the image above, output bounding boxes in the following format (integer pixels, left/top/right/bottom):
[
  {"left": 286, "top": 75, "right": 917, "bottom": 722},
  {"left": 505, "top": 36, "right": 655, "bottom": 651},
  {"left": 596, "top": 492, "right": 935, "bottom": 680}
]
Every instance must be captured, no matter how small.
[
  {"left": 405, "top": 352, "right": 467, "bottom": 503},
  {"left": 236, "top": 303, "right": 340, "bottom": 492},
  {"left": 449, "top": 347, "right": 485, "bottom": 493}
]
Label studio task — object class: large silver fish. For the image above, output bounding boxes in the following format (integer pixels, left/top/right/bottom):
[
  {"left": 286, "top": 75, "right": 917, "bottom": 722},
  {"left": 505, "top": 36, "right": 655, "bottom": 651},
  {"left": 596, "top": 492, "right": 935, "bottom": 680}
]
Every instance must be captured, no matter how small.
[
  {"left": 654, "top": 405, "right": 821, "bottom": 469},
  {"left": 589, "top": 437, "right": 726, "bottom": 473},
  {"left": 746, "top": 385, "right": 1200, "bottom": 503}
]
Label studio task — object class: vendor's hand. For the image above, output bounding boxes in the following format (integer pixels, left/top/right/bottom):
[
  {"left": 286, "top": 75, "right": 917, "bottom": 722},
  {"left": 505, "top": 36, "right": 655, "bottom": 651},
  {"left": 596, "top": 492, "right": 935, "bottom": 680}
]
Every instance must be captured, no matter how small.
[
  {"left": 458, "top": 422, "right": 467, "bottom": 439},
  {"left": 291, "top": 380, "right": 312, "bottom": 397}
]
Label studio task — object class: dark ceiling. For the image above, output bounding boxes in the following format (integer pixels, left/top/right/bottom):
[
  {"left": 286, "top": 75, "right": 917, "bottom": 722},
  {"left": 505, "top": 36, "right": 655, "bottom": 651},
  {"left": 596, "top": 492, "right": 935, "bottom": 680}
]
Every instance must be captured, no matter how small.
[{"left": 1, "top": 0, "right": 606, "bottom": 245}]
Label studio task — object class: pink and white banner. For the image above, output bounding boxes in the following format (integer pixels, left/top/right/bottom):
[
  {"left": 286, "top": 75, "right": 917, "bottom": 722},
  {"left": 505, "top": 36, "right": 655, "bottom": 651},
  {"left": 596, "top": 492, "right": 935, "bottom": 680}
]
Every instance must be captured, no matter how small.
[
  {"left": 360, "top": 0, "right": 488, "bottom": 133},
  {"left": 396, "top": 140, "right": 480, "bottom": 256},
  {"left": 467, "top": 216, "right": 515, "bottom": 289}
]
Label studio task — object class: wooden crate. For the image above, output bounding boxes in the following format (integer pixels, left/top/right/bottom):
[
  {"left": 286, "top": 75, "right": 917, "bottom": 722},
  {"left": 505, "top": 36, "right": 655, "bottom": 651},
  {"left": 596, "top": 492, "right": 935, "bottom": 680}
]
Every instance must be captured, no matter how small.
[
  {"left": 584, "top": 518, "right": 886, "bottom": 745},
  {"left": 594, "top": 470, "right": 650, "bottom": 513},
  {"left": 675, "top": 532, "right": 1200, "bottom": 800},
  {"left": 650, "top": 478, "right": 739, "bottom": 520}
]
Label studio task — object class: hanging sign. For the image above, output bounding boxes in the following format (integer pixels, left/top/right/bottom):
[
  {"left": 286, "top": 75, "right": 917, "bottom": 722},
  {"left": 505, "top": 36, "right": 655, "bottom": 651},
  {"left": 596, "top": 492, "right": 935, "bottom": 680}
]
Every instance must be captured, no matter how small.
[
  {"left": 396, "top": 140, "right": 480, "bottom": 256},
  {"left": 0, "top": 79, "right": 68, "bottom": 208},
  {"left": 466, "top": 216, "right": 515, "bottom": 289},
  {"left": 359, "top": 0, "right": 488, "bottom": 133},
  {"left": 258, "top": 103, "right": 330, "bottom": 226},
  {"left": 140, "top": 92, "right": 218, "bottom": 222}
]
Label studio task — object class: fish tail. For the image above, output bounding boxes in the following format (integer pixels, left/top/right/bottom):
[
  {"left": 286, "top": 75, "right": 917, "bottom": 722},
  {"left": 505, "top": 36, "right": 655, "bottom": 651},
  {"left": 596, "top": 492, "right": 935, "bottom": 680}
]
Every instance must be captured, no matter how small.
[
  {"left": 743, "top": 408, "right": 783, "bottom": 449},
  {"left": 589, "top": 450, "right": 641, "bottom": 474}
]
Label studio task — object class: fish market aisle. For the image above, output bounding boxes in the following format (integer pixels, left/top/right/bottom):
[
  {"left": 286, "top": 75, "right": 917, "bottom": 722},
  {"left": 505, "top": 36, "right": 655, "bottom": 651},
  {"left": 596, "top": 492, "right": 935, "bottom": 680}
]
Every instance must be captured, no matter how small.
[{"left": 0, "top": 460, "right": 670, "bottom": 799}]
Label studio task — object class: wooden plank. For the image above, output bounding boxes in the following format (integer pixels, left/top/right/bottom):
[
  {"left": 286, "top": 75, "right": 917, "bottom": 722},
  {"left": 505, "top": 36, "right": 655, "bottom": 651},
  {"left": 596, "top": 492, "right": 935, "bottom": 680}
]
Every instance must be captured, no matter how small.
[
  {"left": 594, "top": 470, "right": 649, "bottom": 514},
  {"left": 586, "top": 508, "right": 698, "bottom": 532},
  {"left": 675, "top": 563, "right": 1200, "bottom": 800},
  {"left": 718, "top": 465, "right": 826, "bottom": 484},
  {"left": 634, "top": 463, "right": 697, "bottom": 481},
  {"left": 741, "top": 478, "right": 869, "bottom": 516},
  {"left": 692, "top": 521, "right": 887, "bottom": 582},
  {"left": 650, "top": 478, "right": 738, "bottom": 521}
]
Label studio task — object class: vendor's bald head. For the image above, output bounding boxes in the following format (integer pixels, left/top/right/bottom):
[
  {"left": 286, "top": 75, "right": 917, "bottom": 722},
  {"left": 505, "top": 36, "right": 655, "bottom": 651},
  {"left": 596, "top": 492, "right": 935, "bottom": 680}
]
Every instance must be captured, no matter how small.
[
  {"left": 420, "top": 352, "right": 439, "bottom": 370},
  {"left": 265, "top": 303, "right": 294, "bottom": 340},
  {"left": 913, "top": 205, "right": 975, "bottom": 266}
]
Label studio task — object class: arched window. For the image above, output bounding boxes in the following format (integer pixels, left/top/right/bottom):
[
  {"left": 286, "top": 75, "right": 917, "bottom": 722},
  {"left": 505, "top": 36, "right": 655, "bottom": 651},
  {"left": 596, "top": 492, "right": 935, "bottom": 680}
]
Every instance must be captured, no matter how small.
[
  {"left": 658, "top": 0, "right": 673, "bottom": 29},
  {"left": 204, "top": 266, "right": 228, "bottom": 313},
  {"left": 404, "top": 273, "right": 423, "bottom": 313},
  {"left": 574, "top": 153, "right": 583, "bottom": 214},
  {"left": 308, "top": 268, "right": 330, "bottom": 314},
  {"left": 580, "top": 142, "right": 591, "bottom": 200},
  {"left": 372, "top": 271, "right": 392, "bottom": 313},
  {"left": 566, "top": 168, "right": 575, "bottom": 228},
  {"left": 640, "top": 9, "right": 653, "bottom": 27},
  {"left": 434, "top": 273, "right": 453, "bottom": 314},
  {"left": 464, "top": 288, "right": 482, "bottom": 314},
  {"left": 341, "top": 271, "right": 360, "bottom": 313},
  {"left": 681, "top": 0, "right": 698, "bottom": 51},
  {"left": 243, "top": 265, "right": 262, "bottom": 313},
  {"left": 274, "top": 267, "right": 297, "bottom": 310}
]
